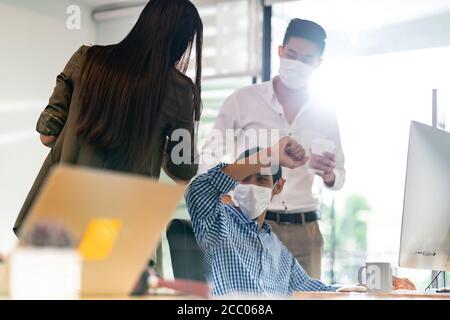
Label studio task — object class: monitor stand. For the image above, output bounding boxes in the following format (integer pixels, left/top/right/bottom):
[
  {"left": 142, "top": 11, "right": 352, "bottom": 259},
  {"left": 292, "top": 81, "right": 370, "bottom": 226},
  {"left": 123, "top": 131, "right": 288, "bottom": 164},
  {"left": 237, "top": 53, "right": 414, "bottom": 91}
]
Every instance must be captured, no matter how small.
[{"left": 429, "top": 271, "right": 449, "bottom": 293}]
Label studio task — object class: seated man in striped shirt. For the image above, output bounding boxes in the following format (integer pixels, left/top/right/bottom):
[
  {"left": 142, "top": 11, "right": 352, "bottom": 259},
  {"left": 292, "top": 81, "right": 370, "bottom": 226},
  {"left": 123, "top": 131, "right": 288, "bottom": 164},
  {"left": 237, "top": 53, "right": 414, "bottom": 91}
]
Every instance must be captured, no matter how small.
[
  {"left": 185, "top": 136, "right": 416, "bottom": 297},
  {"left": 185, "top": 136, "right": 339, "bottom": 296}
]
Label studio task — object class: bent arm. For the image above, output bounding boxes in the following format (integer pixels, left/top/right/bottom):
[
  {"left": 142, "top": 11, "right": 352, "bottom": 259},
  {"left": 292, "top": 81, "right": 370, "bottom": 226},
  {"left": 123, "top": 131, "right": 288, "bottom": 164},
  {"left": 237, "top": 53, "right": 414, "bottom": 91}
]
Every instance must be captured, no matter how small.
[{"left": 37, "top": 46, "right": 88, "bottom": 145}]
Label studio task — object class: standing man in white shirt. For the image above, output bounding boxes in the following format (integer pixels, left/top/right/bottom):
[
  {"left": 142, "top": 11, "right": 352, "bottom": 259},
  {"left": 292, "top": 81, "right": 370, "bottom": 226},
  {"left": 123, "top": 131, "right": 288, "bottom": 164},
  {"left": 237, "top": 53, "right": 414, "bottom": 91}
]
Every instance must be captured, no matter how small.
[{"left": 199, "top": 19, "right": 345, "bottom": 279}]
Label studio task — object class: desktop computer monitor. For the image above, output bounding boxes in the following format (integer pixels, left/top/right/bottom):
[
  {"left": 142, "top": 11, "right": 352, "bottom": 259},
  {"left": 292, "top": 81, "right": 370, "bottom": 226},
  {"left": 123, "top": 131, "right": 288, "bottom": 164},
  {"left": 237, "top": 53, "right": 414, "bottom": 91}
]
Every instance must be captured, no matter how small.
[{"left": 399, "top": 121, "right": 450, "bottom": 272}]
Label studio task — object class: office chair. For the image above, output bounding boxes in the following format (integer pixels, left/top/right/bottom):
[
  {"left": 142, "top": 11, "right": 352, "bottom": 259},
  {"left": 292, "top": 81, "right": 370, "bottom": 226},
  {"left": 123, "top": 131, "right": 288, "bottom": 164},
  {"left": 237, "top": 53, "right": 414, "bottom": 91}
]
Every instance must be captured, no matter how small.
[{"left": 166, "top": 219, "right": 207, "bottom": 282}]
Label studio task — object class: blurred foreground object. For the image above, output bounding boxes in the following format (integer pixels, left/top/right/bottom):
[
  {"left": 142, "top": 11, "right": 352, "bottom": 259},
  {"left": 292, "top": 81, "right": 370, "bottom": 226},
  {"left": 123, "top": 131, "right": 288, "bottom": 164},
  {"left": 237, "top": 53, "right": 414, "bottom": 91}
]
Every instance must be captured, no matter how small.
[
  {"left": 0, "top": 255, "right": 8, "bottom": 296},
  {"left": 144, "top": 268, "right": 210, "bottom": 298},
  {"left": 22, "top": 222, "right": 74, "bottom": 247},
  {"left": 10, "top": 222, "right": 81, "bottom": 299}
]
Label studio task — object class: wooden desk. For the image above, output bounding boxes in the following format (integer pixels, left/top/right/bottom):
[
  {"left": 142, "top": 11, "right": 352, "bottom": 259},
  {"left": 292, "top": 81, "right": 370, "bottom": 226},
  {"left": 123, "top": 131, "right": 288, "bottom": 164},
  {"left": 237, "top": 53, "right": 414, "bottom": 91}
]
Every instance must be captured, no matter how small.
[
  {"left": 292, "top": 291, "right": 450, "bottom": 300},
  {"left": 1, "top": 291, "right": 449, "bottom": 300},
  {"left": 0, "top": 294, "right": 192, "bottom": 300}
]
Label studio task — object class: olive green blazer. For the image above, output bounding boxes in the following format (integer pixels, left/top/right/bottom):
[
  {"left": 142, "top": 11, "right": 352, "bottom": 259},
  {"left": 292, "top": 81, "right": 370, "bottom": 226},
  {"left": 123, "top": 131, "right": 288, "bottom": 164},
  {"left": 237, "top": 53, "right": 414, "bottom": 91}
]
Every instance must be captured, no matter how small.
[{"left": 14, "top": 46, "right": 199, "bottom": 235}]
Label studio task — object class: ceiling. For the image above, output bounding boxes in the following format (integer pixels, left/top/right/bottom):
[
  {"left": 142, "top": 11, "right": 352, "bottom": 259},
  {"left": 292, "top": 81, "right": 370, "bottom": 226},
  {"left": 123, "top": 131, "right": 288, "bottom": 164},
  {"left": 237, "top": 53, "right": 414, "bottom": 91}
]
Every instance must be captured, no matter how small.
[
  {"left": 78, "top": 0, "right": 450, "bottom": 29},
  {"left": 77, "top": 0, "right": 133, "bottom": 7},
  {"left": 280, "top": 0, "right": 450, "bottom": 31},
  {"left": 77, "top": 0, "right": 147, "bottom": 10}
]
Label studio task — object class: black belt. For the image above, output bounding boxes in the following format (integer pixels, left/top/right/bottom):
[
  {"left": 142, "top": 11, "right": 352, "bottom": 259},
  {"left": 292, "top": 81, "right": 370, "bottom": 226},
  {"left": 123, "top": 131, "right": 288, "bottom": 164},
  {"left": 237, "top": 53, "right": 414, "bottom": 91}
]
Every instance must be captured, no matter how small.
[{"left": 266, "top": 210, "right": 320, "bottom": 225}]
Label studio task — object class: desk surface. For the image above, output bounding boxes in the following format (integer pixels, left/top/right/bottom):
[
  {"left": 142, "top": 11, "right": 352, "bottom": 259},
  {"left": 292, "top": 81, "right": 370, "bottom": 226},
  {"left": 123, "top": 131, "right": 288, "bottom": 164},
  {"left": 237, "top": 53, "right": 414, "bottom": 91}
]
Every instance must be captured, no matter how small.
[
  {"left": 292, "top": 291, "right": 450, "bottom": 300},
  {"left": 1, "top": 291, "right": 450, "bottom": 300}
]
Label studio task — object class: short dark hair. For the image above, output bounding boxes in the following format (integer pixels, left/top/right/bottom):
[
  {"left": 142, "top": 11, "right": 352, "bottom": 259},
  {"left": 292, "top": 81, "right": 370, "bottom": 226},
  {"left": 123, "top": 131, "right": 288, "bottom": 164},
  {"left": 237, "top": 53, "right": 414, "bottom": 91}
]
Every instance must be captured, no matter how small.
[
  {"left": 283, "top": 18, "right": 327, "bottom": 56},
  {"left": 237, "top": 147, "right": 282, "bottom": 185}
]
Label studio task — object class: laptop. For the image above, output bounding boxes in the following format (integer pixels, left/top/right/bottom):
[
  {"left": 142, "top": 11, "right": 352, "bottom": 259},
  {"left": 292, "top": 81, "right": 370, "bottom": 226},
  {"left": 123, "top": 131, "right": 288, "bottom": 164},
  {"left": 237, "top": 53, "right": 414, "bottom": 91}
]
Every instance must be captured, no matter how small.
[{"left": 17, "top": 165, "right": 186, "bottom": 296}]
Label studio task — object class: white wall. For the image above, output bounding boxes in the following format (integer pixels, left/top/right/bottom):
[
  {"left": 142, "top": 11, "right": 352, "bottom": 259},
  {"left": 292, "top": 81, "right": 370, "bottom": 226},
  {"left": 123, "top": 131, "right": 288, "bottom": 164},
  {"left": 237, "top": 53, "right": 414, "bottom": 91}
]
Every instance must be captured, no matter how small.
[
  {"left": 96, "top": 15, "right": 137, "bottom": 45},
  {"left": 0, "top": 0, "right": 95, "bottom": 253}
]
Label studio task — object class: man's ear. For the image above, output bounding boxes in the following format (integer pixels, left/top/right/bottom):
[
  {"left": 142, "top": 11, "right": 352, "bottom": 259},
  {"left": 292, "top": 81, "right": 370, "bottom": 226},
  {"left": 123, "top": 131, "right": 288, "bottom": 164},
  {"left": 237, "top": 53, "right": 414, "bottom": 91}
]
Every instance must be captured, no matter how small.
[
  {"left": 314, "top": 57, "right": 323, "bottom": 70},
  {"left": 278, "top": 45, "right": 284, "bottom": 58},
  {"left": 273, "top": 178, "right": 285, "bottom": 196}
]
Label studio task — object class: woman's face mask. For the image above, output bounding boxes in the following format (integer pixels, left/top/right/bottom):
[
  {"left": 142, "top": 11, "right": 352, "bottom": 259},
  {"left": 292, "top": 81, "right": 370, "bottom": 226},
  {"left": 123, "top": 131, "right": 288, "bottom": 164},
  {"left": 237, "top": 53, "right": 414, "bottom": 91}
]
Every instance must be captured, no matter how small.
[
  {"left": 233, "top": 183, "right": 274, "bottom": 220},
  {"left": 278, "top": 58, "right": 314, "bottom": 90}
]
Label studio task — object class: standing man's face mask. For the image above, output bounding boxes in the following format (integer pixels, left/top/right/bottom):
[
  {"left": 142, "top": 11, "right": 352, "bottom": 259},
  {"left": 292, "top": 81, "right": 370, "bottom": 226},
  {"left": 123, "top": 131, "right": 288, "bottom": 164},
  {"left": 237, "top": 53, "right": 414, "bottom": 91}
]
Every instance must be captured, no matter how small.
[
  {"left": 279, "top": 58, "right": 314, "bottom": 89},
  {"left": 233, "top": 183, "right": 273, "bottom": 220}
]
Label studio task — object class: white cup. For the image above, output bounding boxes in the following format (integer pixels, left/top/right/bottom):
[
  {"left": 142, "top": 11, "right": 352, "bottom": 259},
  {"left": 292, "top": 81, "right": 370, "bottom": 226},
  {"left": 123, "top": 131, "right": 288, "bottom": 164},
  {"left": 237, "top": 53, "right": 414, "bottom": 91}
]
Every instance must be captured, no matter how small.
[
  {"left": 308, "top": 138, "right": 336, "bottom": 175},
  {"left": 0, "top": 262, "right": 8, "bottom": 296},
  {"left": 10, "top": 248, "right": 81, "bottom": 300},
  {"left": 358, "top": 262, "right": 392, "bottom": 293}
]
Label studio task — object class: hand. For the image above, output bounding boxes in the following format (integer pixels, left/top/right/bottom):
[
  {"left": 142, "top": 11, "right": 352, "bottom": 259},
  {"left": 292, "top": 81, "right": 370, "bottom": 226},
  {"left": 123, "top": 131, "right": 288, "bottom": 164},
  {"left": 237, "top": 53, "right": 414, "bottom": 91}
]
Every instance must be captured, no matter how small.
[
  {"left": 270, "top": 137, "right": 308, "bottom": 169},
  {"left": 224, "top": 137, "right": 307, "bottom": 181},
  {"left": 392, "top": 276, "right": 416, "bottom": 290},
  {"left": 221, "top": 195, "right": 233, "bottom": 205},
  {"left": 40, "top": 134, "right": 57, "bottom": 147},
  {"left": 309, "top": 151, "right": 336, "bottom": 186}
]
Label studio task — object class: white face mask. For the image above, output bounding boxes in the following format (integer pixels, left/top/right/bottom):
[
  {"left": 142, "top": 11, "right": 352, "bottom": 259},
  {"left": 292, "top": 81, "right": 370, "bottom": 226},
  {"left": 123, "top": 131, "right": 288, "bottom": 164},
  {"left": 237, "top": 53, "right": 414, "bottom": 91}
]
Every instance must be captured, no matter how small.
[
  {"left": 279, "top": 58, "right": 314, "bottom": 89},
  {"left": 233, "top": 183, "right": 273, "bottom": 220}
]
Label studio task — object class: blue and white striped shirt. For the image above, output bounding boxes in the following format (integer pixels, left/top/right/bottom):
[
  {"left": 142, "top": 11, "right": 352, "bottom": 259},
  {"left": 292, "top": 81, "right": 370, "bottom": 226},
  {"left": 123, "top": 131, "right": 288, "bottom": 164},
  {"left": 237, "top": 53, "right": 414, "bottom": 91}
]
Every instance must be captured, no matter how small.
[{"left": 185, "top": 163, "right": 337, "bottom": 297}]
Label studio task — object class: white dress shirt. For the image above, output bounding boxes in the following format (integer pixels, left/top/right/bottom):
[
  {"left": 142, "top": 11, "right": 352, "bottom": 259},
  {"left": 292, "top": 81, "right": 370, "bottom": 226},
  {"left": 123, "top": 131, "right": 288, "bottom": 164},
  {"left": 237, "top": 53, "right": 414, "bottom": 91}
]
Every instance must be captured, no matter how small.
[{"left": 199, "top": 78, "right": 345, "bottom": 213}]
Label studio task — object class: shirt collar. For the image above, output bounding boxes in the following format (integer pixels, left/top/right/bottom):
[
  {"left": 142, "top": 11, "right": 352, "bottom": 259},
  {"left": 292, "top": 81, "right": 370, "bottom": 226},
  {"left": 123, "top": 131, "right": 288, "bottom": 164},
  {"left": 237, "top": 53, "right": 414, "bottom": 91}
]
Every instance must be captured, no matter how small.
[
  {"left": 227, "top": 204, "right": 272, "bottom": 234},
  {"left": 261, "top": 76, "right": 312, "bottom": 119},
  {"left": 266, "top": 77, "right": 282, "bottom": 114},
  {"left": 261, "top": 221, "right": 272, "bottom": 234},
  {"left": 229, "top": 204, "right": 254, "bottom": 224}
]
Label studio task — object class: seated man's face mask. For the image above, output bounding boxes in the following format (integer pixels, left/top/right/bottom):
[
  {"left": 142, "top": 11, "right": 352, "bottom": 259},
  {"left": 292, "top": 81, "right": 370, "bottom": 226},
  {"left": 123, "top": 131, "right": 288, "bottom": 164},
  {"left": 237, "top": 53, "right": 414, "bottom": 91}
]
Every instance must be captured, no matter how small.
[{"left": 233, "top": 183, "right": 274, "bottom": 220}]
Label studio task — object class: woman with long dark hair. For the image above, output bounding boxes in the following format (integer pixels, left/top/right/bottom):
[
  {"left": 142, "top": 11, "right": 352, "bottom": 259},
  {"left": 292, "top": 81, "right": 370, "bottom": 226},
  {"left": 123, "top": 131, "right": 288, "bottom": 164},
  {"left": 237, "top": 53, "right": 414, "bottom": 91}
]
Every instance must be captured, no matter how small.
[{"left": 14, "top": 0, "right": 203, "bottom": 235}]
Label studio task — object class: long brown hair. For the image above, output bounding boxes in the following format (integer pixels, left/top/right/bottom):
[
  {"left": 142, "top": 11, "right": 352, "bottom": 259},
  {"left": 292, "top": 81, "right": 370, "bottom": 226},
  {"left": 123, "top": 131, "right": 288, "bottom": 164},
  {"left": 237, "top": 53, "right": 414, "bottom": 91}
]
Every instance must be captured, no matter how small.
[{"left": 76, "top": 0, "right": 203, "bottom": 171}]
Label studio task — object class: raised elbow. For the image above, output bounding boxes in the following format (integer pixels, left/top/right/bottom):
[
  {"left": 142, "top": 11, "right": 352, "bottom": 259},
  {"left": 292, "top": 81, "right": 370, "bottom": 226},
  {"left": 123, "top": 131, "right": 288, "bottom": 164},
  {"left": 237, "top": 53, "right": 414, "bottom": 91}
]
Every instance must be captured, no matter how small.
[{"left": 40, "top": 134, "right": 57, "bottom": 147}]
